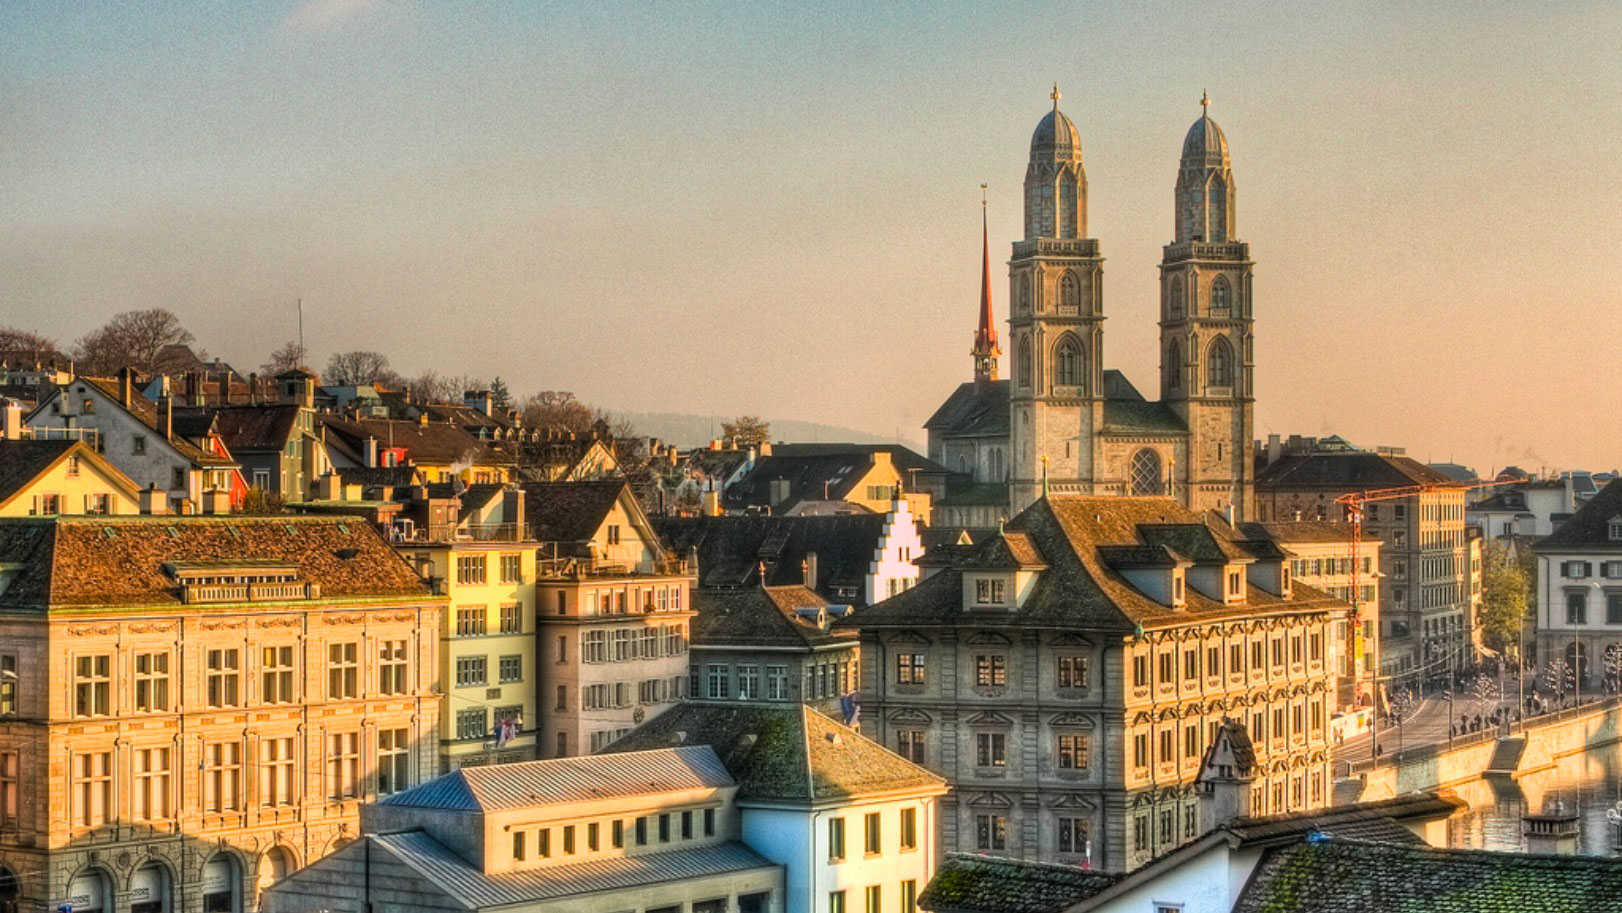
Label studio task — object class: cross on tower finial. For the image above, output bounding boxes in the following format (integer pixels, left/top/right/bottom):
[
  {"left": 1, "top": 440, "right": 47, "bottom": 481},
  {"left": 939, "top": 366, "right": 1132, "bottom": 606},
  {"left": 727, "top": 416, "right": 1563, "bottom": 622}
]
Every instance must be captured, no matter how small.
[
  {"left": 1051, "top": 83, "right": 1061, "bottom": 110},
  {"left": 981, "top": 182, "right": 988, "bottom": 209},
  {"left": 1201, "top": 89, "right": 1210, "bottom": 112}
]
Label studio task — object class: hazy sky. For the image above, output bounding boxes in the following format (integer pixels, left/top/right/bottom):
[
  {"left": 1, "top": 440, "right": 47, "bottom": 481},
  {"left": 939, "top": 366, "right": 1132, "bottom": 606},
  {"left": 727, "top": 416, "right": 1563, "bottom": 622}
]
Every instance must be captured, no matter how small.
[{"left": 3, "top": 1, "right": 1618, "bottom": 475}]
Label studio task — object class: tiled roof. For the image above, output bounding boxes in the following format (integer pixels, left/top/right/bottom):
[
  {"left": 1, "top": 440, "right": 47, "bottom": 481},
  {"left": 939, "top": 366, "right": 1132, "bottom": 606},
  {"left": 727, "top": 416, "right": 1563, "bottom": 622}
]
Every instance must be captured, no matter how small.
[
  {"left": 1534, "top": 479, "right": 1622, "bottom": 551},
  {"left": 74, "top": 378, "right": 236, "bottom": 467},
  {"left": 0, "top": 439, "right": 79, "bottom": 505},
  {"left": 319, "top": 415, "right": 517, "bottom": 467},
  {"left": 846, "top": 496, "right": 1347, "bottom": 633},
  {"left": 524, "top": 479, "right": 628, "bottom": 544},
  {"left": 723, "top": 444, "right": 947, "bottom": 512},
  {"left": 1100, "top": 399, "right": 1187, "bottom": 436},
  {"left": 961, "top": 531, "right": 1047, "bottom": 569},
  {"left": 1240, "top": 520, "right": 1374, "bottom": 545},
  {"left": 378, "top": 745, "right": 733, "bottom": 811},
  {"left": 653, "top": 514, "right": 890, "bottom": 603},
  {"left": 0, "top": 515, "right": 430, "bottom": 608},
  {"left": 336, "top": 465, "right": 422, "bottom": 491},
  {"left": 1468, "top": 490, "right": 1530, "bottom": 512},
  {"left": 691, "top": 585, "right": 855, "bottom": 650},
  {"left": 925, "top": 381, "right": 1011, "bottom": 438},
  {"left": 1222, "top": 794, "right": 1462, "bottom": 846},
  {"left": 193, "top": 404, "right": 301, "bottom": 452},
  {"left": 371, "top": 830, "right": 774, "bottom": 908},
  {"left": 1256, "top": 452, "right": 1454, "bottom": 491},
  {"left": 604, "top": 703, "right": 945, "bottom": 803},
  {"left": 937, "top": 482, "right": 1011, "bottom": 507},
  {"left": 1232, "top": 839, "right": 1622, "bottom": 913},
  {"left": 918, "top": 854, "right": 1121, "bottom": 913}
]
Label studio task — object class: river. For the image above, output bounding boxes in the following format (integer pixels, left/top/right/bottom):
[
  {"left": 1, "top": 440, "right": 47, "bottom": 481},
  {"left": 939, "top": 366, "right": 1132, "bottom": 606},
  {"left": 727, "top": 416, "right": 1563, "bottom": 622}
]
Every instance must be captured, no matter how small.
[{"left": 1443, "top": 740, "right": 1622, "bottom": 855}]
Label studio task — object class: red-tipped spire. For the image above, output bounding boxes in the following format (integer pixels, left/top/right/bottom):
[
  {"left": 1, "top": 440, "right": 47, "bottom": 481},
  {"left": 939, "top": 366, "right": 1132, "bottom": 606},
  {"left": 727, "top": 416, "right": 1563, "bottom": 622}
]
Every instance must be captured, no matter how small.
[{"left": 972, "top": 184, "right": 1001, "bottom": 383}]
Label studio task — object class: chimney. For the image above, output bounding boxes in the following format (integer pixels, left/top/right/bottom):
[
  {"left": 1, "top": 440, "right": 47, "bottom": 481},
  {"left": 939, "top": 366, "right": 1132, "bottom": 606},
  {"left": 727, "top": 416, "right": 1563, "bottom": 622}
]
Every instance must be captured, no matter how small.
[
  {"left": 701, "top": 489, "right": 721, "bottom": 516},
  {"left": 1266, "top": 433, "right": 1282, "bottom": 466},
  {"left": 248, "top": 372, "right": 258, "bottom": 406},
  {"left": 363, "top": 437, "right": 379, "bottom": 468},
  {"left": 139, "top": 484, "right": 167, "bottom": 515},
  {"left": 0, "top": 400, "right": 20, "bottom": 441},
  {"left": 159, "top": 394, "right": 174, "bottom": 440},
  {"left": 203, "top": 488, "right": 231, "bottom": 515},
  {"left": 118, "top": 367, "right": 136, "bottom": 409}
]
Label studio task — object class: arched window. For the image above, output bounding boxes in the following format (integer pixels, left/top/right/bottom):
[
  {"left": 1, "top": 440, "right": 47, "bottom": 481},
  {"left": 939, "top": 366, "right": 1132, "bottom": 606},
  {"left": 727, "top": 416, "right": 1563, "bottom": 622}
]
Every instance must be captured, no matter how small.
[
  {"left": 1060, "top": 271, "right": 1080, "bottom": 307},
  {"left": 1208, "top": 176, "right": 1228, "bottom": 243},
  {"left": 1210, "top": 276, "right": 1231, "bottom": 314},
  {"left": 1017, "top": 337, "right": 1033, "bottom": 388},
  {"left": 1054, "top": 337, "right": 1082, "bottom": 388},
  {"left": 1207, "top": 337, "right": 1234, "bottom": 388},
  {"left": 1166, "top": 338, "right": 1182, "bottom": 390},
  {"left": 1019, "top": 278, "right": 1031, "bottom": 314},
  {"left": 1130, "top": 449, "right": 1163, "bottom": 496},
  {"left": 1169, "top": 276, "right": 1184, "bottom": 318}
]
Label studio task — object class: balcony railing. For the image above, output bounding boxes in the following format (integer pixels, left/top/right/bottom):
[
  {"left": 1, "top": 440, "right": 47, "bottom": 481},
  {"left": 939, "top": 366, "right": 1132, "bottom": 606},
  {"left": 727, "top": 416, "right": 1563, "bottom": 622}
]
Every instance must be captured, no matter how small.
[
  {"left": 390, "top": 523, "right": 523, "bottom": 544},
  {"left": 182, "top": 581, "right": 321, "bottom": 604},
  {"left": 535, "top": 555, "right": 692, "bottom": 580}
]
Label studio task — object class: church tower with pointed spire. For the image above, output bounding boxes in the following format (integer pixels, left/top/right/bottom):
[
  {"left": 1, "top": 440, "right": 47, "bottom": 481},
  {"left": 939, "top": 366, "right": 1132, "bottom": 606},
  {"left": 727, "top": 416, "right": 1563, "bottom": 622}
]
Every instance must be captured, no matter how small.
[
  {"left": 971, "top": 185, "right": 1001, "bottom": 384},
  {"left": 1008, "top": 85, "right": 1107, "bottom": 512},
  {"left": 1159, "top": 93, "right": 1255, "bottom": 517}
]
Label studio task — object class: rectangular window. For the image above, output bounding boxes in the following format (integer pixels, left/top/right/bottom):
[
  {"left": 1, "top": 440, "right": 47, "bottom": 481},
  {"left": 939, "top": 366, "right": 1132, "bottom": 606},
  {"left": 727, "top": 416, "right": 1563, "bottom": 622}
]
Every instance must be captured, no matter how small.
[
  {"left": 379, "top": 639, "right": 410, "bottom": 695},
  {"left": 262, "top": 646, "right": 295, "bottom": 704},
  {"left": 564, "top": 824, "right": 577, "bottom": 854},
  {"left": 499, "top": 654, "right": 523, "bottom": 683},
  {"left": 897, "top": 806, "right": 919, "bottom": 851},
  {"left": 896, "top": 730, "right": 926, "bottom": 765},
  {"left": 829, "top": 891, "right": 846, "bottom": 913},
  {"left": 499, "top": 602, "right": 523, "bottom": 634},
  {"left": 327, "top": 731, "right": 360, "bottom": 800},
  {"left": 455, "top": 656, "right": 488, "bottom": 687},
  {"left": 681, "top": 809, "right": 694, "bottom": 839},
  {"left": 205, "top": 648, "right": 240, "bottom": 708},
  {"left": 84, "top": 493, "right": 110, "bottom": 515},
  {"left": 328, "top": 642, "right": 358, "bottom": 699},
  {"left": 73, "top": 654, "right": 112, "bottom": 717},
  {"left": 72, "top": 750, "right": 113, "bottom": 826},
  {"left": 738, "top": 664, "right": 761, "bottom": 699},
  {"left": 1057, "top": 733, "right": 1090, "bottom": 770},
  {"left": 829, "top": 816, "right": 846, "bottom": 860},
  {"left": 975, "top": 814, "right": 1007, "bottom": 851},
  {"left": 378, "top": 727, "right": 411, "bottom": 794},
  {"left": 767, "top": 664, "right": 789, "bottom": 700},
  {"left": 499, "top": 553, "right": 523, "bottom": 584},
  {"left": 456, "top": 708, "right": 488, "bottom": 740},
  {"left": 1133, "top": 654, "right": 1149, "bottom": 686},
  {"left": 0, "top": 753, "right": 14, "bottom": 825},
  {"left": 455, "top": 607, "right": 487, "bottom": 637},
  {"left": 613, "top": 629, "right": 634, "bottom": 661},
  {"left": 1160, "top": 729, "right": 1174, "bottom": 764},
  {"left": 974, "top": 654, "right": 1007, "bottom": 687},
  {"left": 203, "top": 742, "right": 241, "bottom": 813},
  {"left": 895, "top": 652, "right": 926, "bottom": 685},
  {"left": 512, "top": 830, "right": 526, "bottom": 861},
  {"left": 865, "top": 885, "right": 881, "bottom": 913},
  {"left": 976, "top": 732, "right": 1006, "bottom": 767},
  {"left": 901, "top": 880, "right": 917, "bottom": 913},
  {"left": 134, "top": 652, "right": 171, "bottom": 712},
  {"left": 1058, "top": 816, "right": 1090, "bottom": 854},
  {"left": 1134, "top": 732, "right": 1149, "bottom": 768},
  {"left": 974, "top": 578, "right": 1006, "bottom": 604},
  {"left": 607, "top": 524, "right": 621, "bottom": 545},
  {"left": 612, "top": 819, "right": 625, "bottom": 848},
  {"left": 588, "top": 821, "right": 600, "bottom": 851},
  {"left": 1568, "top": 591, "right": 1588, "bottom": 625},
  {"left": 865, "top": 811, "right": 882, "bottom": 855},
  {"left": 260, "top": 737, "right": 296, "bottom": 807},
  {"left": 707, "top": 664, "right": 730, "bottom": 699},
  {"left": 636, "top": 816, "right": 649, "bottom": 846},
  {"left": 1056, "top": 655, "right": 1089, "bottom": 688},
  {"left": 539, "top": 828, "right": 551, "bottom": 857},
  {"left": 705, "top": 807, "right": 716, "bottom": 836},
  {"left": 455, "top": 555, "right": 487, "bottom": 585},
  {"left": 658, "top": 813, "right": 671, "bottom": 842}
]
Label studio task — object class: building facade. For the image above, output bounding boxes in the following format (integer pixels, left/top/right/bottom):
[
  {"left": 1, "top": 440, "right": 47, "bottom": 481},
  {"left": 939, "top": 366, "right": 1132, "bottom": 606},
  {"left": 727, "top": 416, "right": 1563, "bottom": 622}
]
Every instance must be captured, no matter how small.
[
  {"left": 689, "top": 585, "right": 860, "bottom": 716},
  {"left": 843, "top": 495, "right": 1347, "bottom": 872},
  {"left": 1532, "top": 479, "right": 1622, "bottom": 691},
  {"left": 0, "top": 517, "right": 443, "bottom": 913}
]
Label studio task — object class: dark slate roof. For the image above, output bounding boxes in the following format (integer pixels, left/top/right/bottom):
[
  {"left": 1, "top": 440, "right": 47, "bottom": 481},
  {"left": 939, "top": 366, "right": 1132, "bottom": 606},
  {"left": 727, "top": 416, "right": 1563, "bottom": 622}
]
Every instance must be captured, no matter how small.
[
  {"left": 1101, "top": 369, "right": 1144, "bottom": 401},
  {"left": 918, "top": 854, "right": 1121, "bottom": 913},
  {"left": 1256, "top": 452, "right": 1454, "bottom": 491},
  {"left": 925, "top": 380, "right": 1011, "bottom": 438},
  {"left": 73, "top": 378, "right": 236, "bottom": 467},
  {"left": 524, "top": 480, "right": 627, "bottom": 544},
  {"left": 723, "top": 444, "right": 948, "bottom": 512},
  {"left": 1534, "top": 478, "right": 1622, "bottom": 551},
  {"left": 937, "top": 482, "right": 1011, "bottom": 507},
  {"left": 336, "top": 465, "right": 422, "bottom": 491},
  {"left": 603, "top": 703, "right": 945, "bottom": 804},
  {"left": 686, "top": 447, "right": 753, "bottom": 479},
  {"left": 0, "top": 516, "right": 430, "bottom": 608},
  {"left": 419, "top": 402, "right": 516, "bottom": 434},
  {"left": 653, "top": 514, "right": 889, "bottom": 603},
  {"left": 319, "top": 415, "right": 516, "bottom": 467},
  {"left": 1240, "top": 520, "right": 1371, "bottom": 545},
  {"left": 0, "top": 439, "right": 78, "bottom": 505},
  {"left": 1100, "top": 399, "right": 1188, "bottom": 436},
  {"left": 1428, "top": 462, "right": 1480, "bottom": 483},
  {"left": 193, "top": 404, "right": 301, "bottom": 452},
  {"left": 378, "top": 745, "right": 733, "bottom": 811},
  {"left": 1232, "top": 840, "right": 1622, "bottom": 913},
  {"left": 846, "top": 496, "right": 1347, "bottom": 633},
  {"left": 1469, "top": 490, "right": 1530, "bottom": 513},
  {"left": 370, "top": 831, "right": 775, "bottom": 908},
  {"left": 691, "top": 585, "right": 856, "bottom": 650},
  {"left": 1221, "top": 794, "right": 1463, "bottom": 847}
]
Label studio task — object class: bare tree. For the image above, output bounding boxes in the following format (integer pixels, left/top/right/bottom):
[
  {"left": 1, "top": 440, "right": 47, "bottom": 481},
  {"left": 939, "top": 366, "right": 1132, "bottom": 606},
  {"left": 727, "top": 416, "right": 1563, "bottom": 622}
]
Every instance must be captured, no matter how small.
[
  {"left": 324, "top": 351, "right": 400, "bottom": 387},
  {"left": 722, "top": 415, "right": 771, "bottom": 445},
  {"left": 521, "top": 391, "right": 596, "bottom": 434},
  {"left": 73, "top": 308, "right": 197, "bottom": 376},
  {"left": 0, "top": 326, "right": 63, "bottom": 366},
  {"left": 409, "top": 371, "right": 487, "bottom": 405},
  {"left": 261, "top": 341, "right": 310, "bottom": 375}
]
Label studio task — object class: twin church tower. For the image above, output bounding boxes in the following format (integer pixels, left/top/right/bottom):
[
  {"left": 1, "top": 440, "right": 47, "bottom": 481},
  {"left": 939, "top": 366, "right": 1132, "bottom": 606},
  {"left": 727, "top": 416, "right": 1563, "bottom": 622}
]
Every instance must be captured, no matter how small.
[{"left": 930, "top": 88, "right": 1254, "bottom": 523}]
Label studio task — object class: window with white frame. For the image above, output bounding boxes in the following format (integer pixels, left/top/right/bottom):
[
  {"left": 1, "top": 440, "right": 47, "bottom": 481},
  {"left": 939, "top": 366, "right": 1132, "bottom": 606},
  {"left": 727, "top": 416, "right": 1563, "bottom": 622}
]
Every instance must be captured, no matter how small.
[{"left": 378, "top": 727, "right": 411, "bottom": 794}]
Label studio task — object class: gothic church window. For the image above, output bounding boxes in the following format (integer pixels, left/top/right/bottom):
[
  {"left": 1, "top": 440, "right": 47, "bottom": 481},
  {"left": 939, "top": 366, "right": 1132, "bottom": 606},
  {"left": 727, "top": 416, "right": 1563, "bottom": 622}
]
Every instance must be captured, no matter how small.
[
  {"left": 1019, "top": 278, "right": 1031, "bottom": 314},
  {"left": 1210, "top": 276, "right": 1231, "bottom": 314},
  {"left": 1060, "top": 272, "right": 1080, "bottom": 308},
  {"left": 1018, "top": 338, "right": 1033, "bottom": 388},
  {"left": 1207, "top": 337, "right": 1234, "bottom": 388},
  {"left": 1169, "top": 277, "right": 1184, "bottom": 318},
  {"left": 1130, "top": 449, "right": 1163, "bottom": 496},
  {"left": 1166, "top": 338, "right": 1182, "bottom": 390},
  {"left": 1054, "top": 337, "right": 1082, "bottom": 388}
]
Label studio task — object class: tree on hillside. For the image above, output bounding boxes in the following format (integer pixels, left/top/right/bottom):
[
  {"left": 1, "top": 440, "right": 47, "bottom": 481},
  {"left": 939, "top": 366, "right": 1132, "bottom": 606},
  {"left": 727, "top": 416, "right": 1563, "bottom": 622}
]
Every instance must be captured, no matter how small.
[
  {"left": 1479, "top": 542, "right": 1532, "bottom": 653},
  {"left": 490, "top": 377, "right": 512, "bottom": 411},
  {"left": 408, "top": 371, "right": 487, "bottom": 405},
  {"left": 521, "top": 391, "right": 596, "bottom": 434},
  {"left": 261, "top": 341, "right": 310, "bottom": 376},
  {"left": 722, "top": 415, "right": 771, "bottom": 445},
  {"left": 0, "top": 327, "right": 63, "bottom": 366},
  {"left": 324, "top": 350, "right": 401, "bottom": 387},
  {"left": 74, "top": 308, "right": 197, "bottom": 376}
]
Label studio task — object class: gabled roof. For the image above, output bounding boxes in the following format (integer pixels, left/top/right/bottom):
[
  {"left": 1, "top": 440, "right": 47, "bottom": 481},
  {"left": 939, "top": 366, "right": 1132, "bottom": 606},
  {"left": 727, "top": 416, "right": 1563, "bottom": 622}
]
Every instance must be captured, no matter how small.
[
  {"left": 925, "top": 380, "right": 1011, "bottom": 438},
  {"left": 55, "top": 378, "right": 236, "bottom": 467},
  {"left": 191, "top": 404, "right": 302, "bottom": 452},
  {"left": 1534, "top": 478, "right": 1622, "bottom": 551},
  {"left": 919, "top": 854, "right": 1121, "bottom": 913},
  {"left": 604, "top": 703, "right": 945, "bottom": 804},
  {"left": 723, "top": 444, "right": 948, "bottom": 512},
  {"left": 1468, "top": 490, "right": 1530, "bottom": 513},
  {"left": 377, "top": 745, "right": 733, "bottom": 811},
  {"left": 0, "top": 440, "right": 85, "bottom": 507},
  {"left": 1100, "top": 399, "right": 1188, "bottom": 436},
  {"left": 524, "top": 479, "right": 635, "bottom": 544},
  {"left": 691, "top": 585, "right": 855, "bottom": 650},
  {"left": 1256, "top": 451, "right": 1454, "bottom": 491},
  {"left": 1240, "top": 520, "right": 1377, "bottom": 545},
  {"left": 365, "top": 831, "right": 774, "bottom": 909},
  {"left": 319, "top": 415, "right": 516, "bottom": 467},
  {"left": 0, "top": 516, "right": 429, "bottom": 609},
  {"left": 846, "top": 495, "right": 1346, "bottom": 633},
  {"left": 653, "top": 513, "right": 890, "bottom": 602}
]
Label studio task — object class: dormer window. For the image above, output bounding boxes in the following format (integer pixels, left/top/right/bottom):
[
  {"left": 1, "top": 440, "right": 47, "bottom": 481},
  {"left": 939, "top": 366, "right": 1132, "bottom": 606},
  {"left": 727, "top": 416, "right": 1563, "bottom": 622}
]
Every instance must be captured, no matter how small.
[
  {"left": 1609, "top": 517, "right": 1622, "bottom": 541},
  {"left": 1172, "top": 573, "right": 1185, "bottom": 604},
  {"left": 976, "top": 578, "right": 1006, "bottom": 605},
  {"left": 1227, "top": 570, "right": 1242, "bottom": 598}
]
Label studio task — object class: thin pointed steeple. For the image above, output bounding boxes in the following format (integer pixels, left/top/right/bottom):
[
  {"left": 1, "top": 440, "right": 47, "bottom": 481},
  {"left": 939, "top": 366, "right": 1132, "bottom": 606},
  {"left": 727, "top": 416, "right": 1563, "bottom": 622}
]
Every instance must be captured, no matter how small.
[{"left": 971, "top": 184, "right": 1001, "bottom": 383}]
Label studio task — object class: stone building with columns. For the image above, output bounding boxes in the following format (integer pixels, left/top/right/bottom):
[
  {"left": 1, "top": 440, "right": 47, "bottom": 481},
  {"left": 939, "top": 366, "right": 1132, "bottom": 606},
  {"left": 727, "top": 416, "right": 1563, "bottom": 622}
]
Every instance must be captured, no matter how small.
[{"left": 0, "top": 516, "right": 444, "bottom": 913}]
